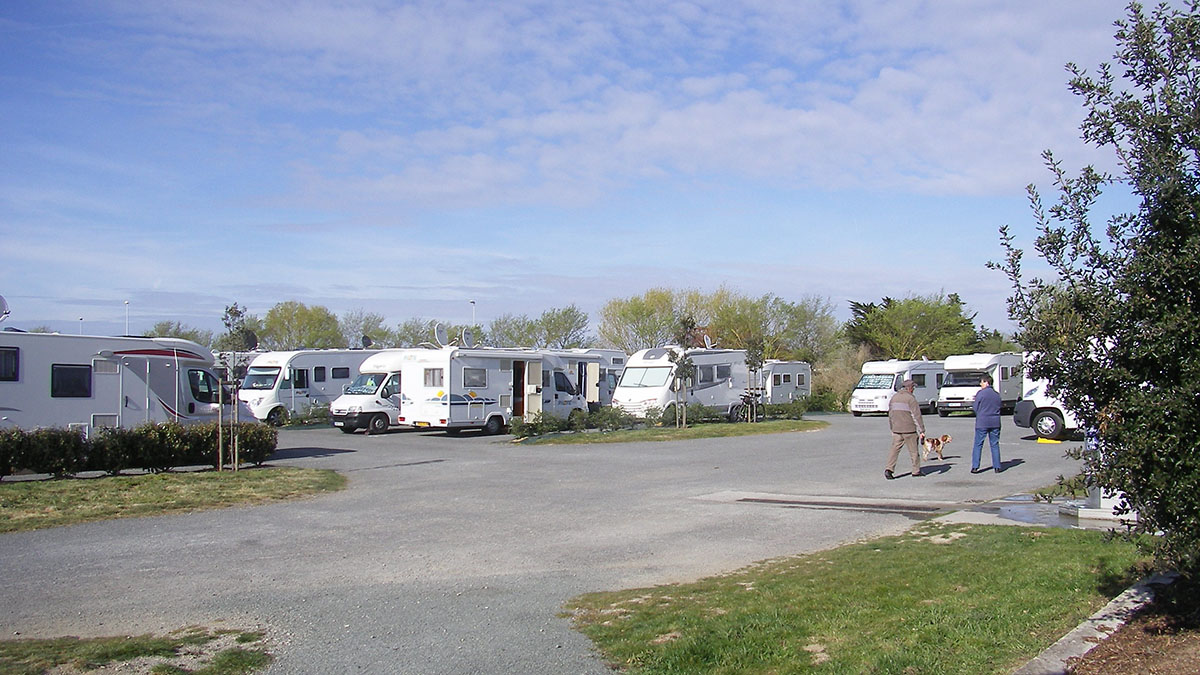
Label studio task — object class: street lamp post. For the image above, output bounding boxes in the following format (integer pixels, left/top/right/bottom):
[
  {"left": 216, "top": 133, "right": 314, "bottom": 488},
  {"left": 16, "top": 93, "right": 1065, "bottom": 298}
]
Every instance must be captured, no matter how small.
[
  {"left": 124, "top": 300, "right": 130, "bottom": 335},
  {"left": 78, "top": 317, "right": 83, "bottom": 335},
  {"left": 470, "top": 300, "right": 476, "bottom": 327}
]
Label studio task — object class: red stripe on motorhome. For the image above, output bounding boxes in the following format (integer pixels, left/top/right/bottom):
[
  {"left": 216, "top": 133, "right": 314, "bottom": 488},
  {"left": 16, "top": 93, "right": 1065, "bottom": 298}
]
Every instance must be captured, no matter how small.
[{"left": 114, "top": 349, "right": 207, "bottom": 360}]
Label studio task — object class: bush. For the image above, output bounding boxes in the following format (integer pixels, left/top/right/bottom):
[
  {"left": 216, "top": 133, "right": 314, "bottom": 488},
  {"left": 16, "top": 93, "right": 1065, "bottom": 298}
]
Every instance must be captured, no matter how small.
[
  {"left": 763, "top": 399, "right": 808, "bottom": 420},
  {"left": 24, "top": 428, "right": 87, "bottom": 477},
  {"left": 803, "top": 385, "right": 844, "bottom": 412},
  {"left": 288, "top": 403, "right": 330, "bottom": 427},
  {"left": 510, "top": 412, "right": 570, "bottom": 438},
  {"left": 0, "top": 427, "right": 28, "bottom": 479},
  {"left": 588, "top": 406, "right": 636, "bottom": 432},
  {"left": 230, "top": 422, "right": 278, "bottom": 466},
  {"left": 685, "top": 403, "right": 723, "bottom": 424},
  {"left": 88, "top": 426, "right": 143, "bottom": 475},
  {"left": 642, "top": 406, "right": 664, "bottom": 428}
]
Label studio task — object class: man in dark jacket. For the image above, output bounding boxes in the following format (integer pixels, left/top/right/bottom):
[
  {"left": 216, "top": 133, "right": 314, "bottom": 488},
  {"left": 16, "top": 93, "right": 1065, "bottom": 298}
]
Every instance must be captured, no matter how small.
[{"left": 971, "top": 374, "right": 1003, "bottom": 473}]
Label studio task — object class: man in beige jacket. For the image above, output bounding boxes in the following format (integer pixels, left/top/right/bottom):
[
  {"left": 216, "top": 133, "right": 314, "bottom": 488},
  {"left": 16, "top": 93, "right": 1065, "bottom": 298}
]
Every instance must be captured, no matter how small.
[{"left": 885, "top": 379, "right": 926, "bottom": 479}]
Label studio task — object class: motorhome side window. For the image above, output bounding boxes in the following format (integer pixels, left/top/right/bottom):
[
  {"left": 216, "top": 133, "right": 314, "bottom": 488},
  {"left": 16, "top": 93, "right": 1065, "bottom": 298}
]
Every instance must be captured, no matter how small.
[
  {"left": 314, "top": 367, "right": 326, "bottom": 383},
  {"left": 716, "top": 365, "right": 731, "bottom": 380},
  {"left": 554, "top": 371, "right": 576, "bottom": 395},
  {"left": 698, "top": 366, "right": 714, "bottom": 384},
  {"left": 188, "top": 369, "right": 219, "bottom": 403},
  {"left": 782, "top": 374, "right": 792, "bottom": 384},
  {"left": 424, "top": 368, "right": 444, "bottom": 387},
  {"left": 912, "top": 374, "right": 926, "bottom": 387},
  {"left": 773, "top": 374, "right": 782, "bottom": 387},
  {"left": 0, "top": 347, "right": 17, "bottom": 381},
  {"left": 292, "top": 369, "right": 309, "bottom": 389},
  {"left": 331, "top": 367, "right": 350, "bottom": 379},
  {"left": 51, "top": 364, "right": 91, "bottom": 398},
  {"left": 463, "top": 368, "right": 486, "bottom": 388}
]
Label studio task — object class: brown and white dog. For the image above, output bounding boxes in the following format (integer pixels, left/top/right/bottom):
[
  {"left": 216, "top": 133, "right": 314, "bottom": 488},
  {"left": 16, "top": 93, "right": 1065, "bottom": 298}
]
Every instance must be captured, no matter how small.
[{"left": 921, "top": 434, "right": 953, "bottom": 461}]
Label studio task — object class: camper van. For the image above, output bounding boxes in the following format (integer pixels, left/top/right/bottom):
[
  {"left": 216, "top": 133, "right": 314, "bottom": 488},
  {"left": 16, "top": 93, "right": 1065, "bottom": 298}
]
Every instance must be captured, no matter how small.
[
  {"left": 547, "top": 348, "right": 627, "bottom": 408},
  {"left": 936, "top": 352, "right": 1024, "bottom": 417},
  {"left": 1013, "top": 377, "right": 1081, "bottom": 440},
  {"left": 400, "top": 347, "right": 602, "bottom": 434},
  {"left": 328, "top": 349, "right": 419, "bottom": 434},
  {"left": 0, "top": 330, "right": 239, "bottom": 436},
  {"left": 850, "top": 359, "right": 946, "bottom": 416},
  {"left": 238, "top": 349, "right": 381, "bottom": 425},
  {"left": 611, "top": 347, "right": 812, "bottom": 420}
]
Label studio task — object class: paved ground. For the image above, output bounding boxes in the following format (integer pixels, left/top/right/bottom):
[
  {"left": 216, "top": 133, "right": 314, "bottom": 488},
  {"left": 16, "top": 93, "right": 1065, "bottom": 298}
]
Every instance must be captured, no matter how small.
[{"left": 0, "top": 413, "right": 1083, "bottom": 673}]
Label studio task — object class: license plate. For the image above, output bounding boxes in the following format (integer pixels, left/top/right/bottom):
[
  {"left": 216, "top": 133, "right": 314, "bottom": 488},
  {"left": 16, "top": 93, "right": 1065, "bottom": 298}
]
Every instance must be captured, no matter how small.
[
  {"left": 415, "top": 421, "right": 430, "bottom": 428},
  {"left": 333, "top": 421, "right": 344, "bottom": 427}
]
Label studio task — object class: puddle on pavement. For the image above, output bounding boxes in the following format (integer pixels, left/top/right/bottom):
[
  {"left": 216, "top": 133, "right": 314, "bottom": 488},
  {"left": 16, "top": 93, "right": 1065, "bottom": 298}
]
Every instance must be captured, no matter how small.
[{"left": 967, "top": 495, "right": 1118, "bottom": 531}]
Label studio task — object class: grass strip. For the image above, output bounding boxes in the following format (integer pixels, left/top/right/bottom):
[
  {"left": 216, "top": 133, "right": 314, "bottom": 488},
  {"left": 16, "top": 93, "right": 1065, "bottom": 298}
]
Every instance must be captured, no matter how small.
[
  {"left": 522, "top": 419, "right": 827, "bottom": 445},
  {"left": 0, "top": 467, "right": 346, "bottom": 534},
  {"left": 0, "top": 627, "right": 271, "bottom": 675},
  {"left": 566, "top": 522, "right": 1147, "bottom": 674}
]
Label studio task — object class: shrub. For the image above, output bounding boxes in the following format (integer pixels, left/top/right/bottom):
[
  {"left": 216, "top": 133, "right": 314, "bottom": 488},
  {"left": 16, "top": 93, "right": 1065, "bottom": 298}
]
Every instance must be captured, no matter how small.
[
  {"left": 288, "top": 403, "right": 330, "bottom": 427},
  {"left": 511, "top": 412, "right": 569, "bottom": 438},
  {"left": 685, "top": 403, "right": 722, "bottom": 424},
  {"left": 588, "top": 406, "right": 636, "bottom": 432},
  {"left": 24, "top": 428, "right": 87, "bottom": 477},
  {"left": 0, "top": 427, "right": 28, "bottom": 479},
  {"left": 88, "top": 426, "right": 142, "bottom": 475},
  {"left": 803, "top": 385, "right": 844, "bottom": 412},
  {"left": 642, "top": 406, "right": 664, "bottom": 428},
  {"left": 233, "top": 422, "right": 278, "bottom": 466},
  {"left": 764, "top": 399, "right": 808, "bottom": 420}
]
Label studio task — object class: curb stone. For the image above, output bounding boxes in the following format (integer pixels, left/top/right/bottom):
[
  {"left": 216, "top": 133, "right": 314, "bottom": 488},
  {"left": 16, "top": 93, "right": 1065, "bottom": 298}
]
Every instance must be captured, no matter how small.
[{"left": 1012, "top": 571, "right": 1178, "bottom": 675}]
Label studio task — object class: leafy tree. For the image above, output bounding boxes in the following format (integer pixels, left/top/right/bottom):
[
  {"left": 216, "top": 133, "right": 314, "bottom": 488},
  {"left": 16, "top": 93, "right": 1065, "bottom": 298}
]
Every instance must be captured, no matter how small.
[
  {"left": 994, "top": 1, "right": 1200, "bottom": 574},
  {"left": 844, "top": 293, "right": 981, "bottom": 360},
  {"left": 597, "top": 288, "right": 680, "bottom": 353},
  {"left": 667, "top": 314, "right": 700, "bottom": 428},
  {"left": 976, "top": 326, "right": 1021, "bottom": 353},
  {"left": 148, "top": 321, "right": 214, "bottom": 347},
  {"left": 537, "top": 305, "right": 591, "bottom": 349},
  {"left": 394, "top": 317, "right": 439, "bottom": 347},
  {"left": 340, "top": 309, "right": 396, "bottom": 348},
  {"left": 214, "top": 302, "right": 262, "bottom": 351},
  {"left": 260, "top": 301, "right": 342, "bottom": 350},
  {"left": 487, "top": 313, "right": 539, "bottom": 347}
]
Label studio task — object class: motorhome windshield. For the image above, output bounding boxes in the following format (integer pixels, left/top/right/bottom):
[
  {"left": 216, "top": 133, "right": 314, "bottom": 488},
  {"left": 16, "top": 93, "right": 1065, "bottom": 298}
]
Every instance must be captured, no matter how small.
[
  {"left": 944, "top": 370, "right": 988, "bottom": 387},
  {"left": 619, "top": 366, "right": 673, "bottom": 388},
  {"left": 346, "top": 372, "right": 386, "bottom": 395},
  {"left": 855, "top": 373, "right": 896, "bottom": 390},
  {"left": 242, "top": 367, "right": 281, "bottom": 390}
]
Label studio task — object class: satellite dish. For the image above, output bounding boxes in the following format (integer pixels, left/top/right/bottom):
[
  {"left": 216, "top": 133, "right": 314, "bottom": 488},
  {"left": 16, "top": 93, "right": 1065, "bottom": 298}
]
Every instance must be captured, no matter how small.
[
  {"left": 0, "top": 295, "right": 9, "bottom": 323},
  {"left": 434, "top": 323, "right": 448, "bottom": 347},
  {"left": 462, "top": 328, "right": 475, "bottom": 348},
  {"left": 361, "top": 334, "right": 373, "bottom": 349},
  {"left": 703, "top": 334, "right": 714, "bottom": 349}
]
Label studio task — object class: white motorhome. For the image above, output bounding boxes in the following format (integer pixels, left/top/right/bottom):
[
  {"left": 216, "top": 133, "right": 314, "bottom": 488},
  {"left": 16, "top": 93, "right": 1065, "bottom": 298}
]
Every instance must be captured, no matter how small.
[
  {"left": 328, "top": 349, "right": 420, "bottom": 434},
  {"left": 0, "top": 330, "right": 238, "bottom": 436},
  {"left": 611, "top": 347, "right": 812, "bottom": 420},
  {"left": 936, "top": 352, "right": 1024, "bottom": 417},
  {"left": 401, "top": 347, "right": 602, "bottom": 434},
  {"left": 238, "top": 349, "right": 382, "bottom": 425},
  {"left": 850, "top": 359, "right": 946, "bottom": 416},
  {"left": 1013, "top": 377, "right": 1081, "bottom": 440},
  {"left": 548, "top": 348, "right": 627, "bottom": 409}
]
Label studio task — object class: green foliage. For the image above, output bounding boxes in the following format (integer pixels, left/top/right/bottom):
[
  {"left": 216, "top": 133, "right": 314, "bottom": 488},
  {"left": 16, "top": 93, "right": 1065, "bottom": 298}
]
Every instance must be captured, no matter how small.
[
  {"left": 641, "top": 405, "right": 664, "bottom": 428},
  {"left": 260, "top": 301, "right": 343, "bottom": 350},
  {"left": 845, "top": 293, "right": 982, "bottom": 360},
  {"left": 597, "top": 288, "right": 684, "bottom": 353},
  {"left": 148, "top": 321, "right": 214, "bottom": 347},
  {"left": 588, "top": 406, "right": 637, "bottom": 432},
  {"left": 214, "top": 302, "right": 262, "bottom": 352},
  {"left": 486, "top": 313, "right": 539, "bottom": 347},
  {"left": 510, "top": 412, "right": 569, "bottom": 438},
  {"left": 0, "top": 422, "right": 277, "bottom": 477},
  {"left": 801, "top": 385, "right": 845, "bottom": 412},
  {"left": 994, "top": 2, "right": 1200, "bottom": 574},
  {"left": 684, "top": 403, "right": 722, "bottom": 424},
  {"left": 762, "top": 399, "right": 808, "bottom": 419},
  {"left": 339, "top": 309, "right": 397, "bottom": 349}
]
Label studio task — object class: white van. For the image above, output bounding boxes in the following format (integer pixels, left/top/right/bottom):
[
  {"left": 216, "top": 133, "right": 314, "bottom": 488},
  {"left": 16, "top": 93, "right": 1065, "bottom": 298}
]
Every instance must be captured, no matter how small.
[
  {"left": 546, "top": 348, "right": 627, "bottom": 408},
  {"left": 328, "top": 349, "right": 418, "bottom": 434},
  {"left": 1013, "top": 377, "right": 1081, "bottom": 440},
  {"left": 401, "top": 347, "right": 602, "bottom": 434},
  {"left": 936, "top": 352, "right": 1024, "bottom": 417},
  {"left": 0, "top": 330, "right": 241, "bottom": 436},
  {"left": 238, "top": 349, "right": 381, "bottom": 425},
  {"left": 850, "top": 359, "right": 946, "bottom": 416},
  {"left": 611, "top": 347, "right": 811, "bottom": 420}
]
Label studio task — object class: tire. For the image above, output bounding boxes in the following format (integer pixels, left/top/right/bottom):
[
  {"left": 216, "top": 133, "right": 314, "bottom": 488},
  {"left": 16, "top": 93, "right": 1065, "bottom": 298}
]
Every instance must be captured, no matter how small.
[
  {"left": 367, "top": 414, "right": 389, "bottom": 435},
  {"left": 339, "top": 426, "right": 357, "bottom": 434},
  {"left": 937, "top": 409, "right": 949, "bottom": 418},
  {"left": 484, "top": 416, "right": 504, "bottom": 436},
  {"left": 1032, "top": 410, "right": 1065, "bottom": 440},
  {"left": 266, "top": 407, "right": 287, "bottom": 427},
  {"left": 729, "top": 404, "right": 744, "bottom": 422},
  {"left": 851, "top": 411, "right": 862, "bottom": 417}
]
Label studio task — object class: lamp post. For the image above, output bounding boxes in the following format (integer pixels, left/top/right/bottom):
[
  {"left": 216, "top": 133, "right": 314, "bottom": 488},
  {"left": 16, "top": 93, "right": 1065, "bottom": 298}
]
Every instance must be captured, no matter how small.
[
  {"left": 470, "top": 300, "right": 476, "bottom": 327},
  {"left": 124, "top": 300, "right": 130, "bottom": 335},
  {"left": 78, "top": 317, "right": 83, "bottom": 335}
]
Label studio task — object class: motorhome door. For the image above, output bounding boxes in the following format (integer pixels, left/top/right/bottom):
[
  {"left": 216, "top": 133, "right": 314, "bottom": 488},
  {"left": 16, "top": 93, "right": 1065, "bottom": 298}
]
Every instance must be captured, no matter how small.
[
  {"left": 524, "top": 361, "right": 542, "bottom": 417},
  {"left": 280, "top": 367, "right": 311, "bottom": 413}
]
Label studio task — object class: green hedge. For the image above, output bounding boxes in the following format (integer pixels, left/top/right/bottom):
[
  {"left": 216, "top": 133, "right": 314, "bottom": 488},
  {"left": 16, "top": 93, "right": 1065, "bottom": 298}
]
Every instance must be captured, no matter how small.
[{"left": 0, "top": 422, "right": 277, "bottom": 479}]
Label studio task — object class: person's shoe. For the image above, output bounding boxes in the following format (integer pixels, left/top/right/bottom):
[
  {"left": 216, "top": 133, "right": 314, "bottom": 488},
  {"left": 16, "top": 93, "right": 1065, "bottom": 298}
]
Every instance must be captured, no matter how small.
[
  {"left": 911, "top": 471, "right": 922, "bottom": 478},
  {"left": 970, "top": 467, "right": 986, "bottom": 474},
  {"left": 994, "top": 467, "right": 1002, "bottom": 473},
  {"left": 884, "top": 469, "right": 895, "bottom": 480}
]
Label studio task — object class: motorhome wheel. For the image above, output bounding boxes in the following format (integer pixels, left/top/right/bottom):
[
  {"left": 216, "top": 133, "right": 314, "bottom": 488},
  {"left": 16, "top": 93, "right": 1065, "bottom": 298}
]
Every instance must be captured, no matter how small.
[
  {"left": 339, "top": 426, "right": 357, "bottom": 434},
  {"left": 937, "top": 409, "right": 949, "bottom": 418},
  {"left": 367, "top": 414, "right": 388, "bottom": 435},
  {"left": 1032, "top": 410, "right": 1064, "bottom": 440},
  {"left": 266, "top": 407, "right": 287, "bottom": 427},
  {"left": 484, "top": 416, "right": 504, "bottom": 435}
]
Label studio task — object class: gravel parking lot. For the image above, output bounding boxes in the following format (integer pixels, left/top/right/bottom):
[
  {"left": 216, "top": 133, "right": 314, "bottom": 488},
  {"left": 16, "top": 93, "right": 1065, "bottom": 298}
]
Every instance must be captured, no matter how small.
[{"left": 0, "top": 413, "right": 1082, "bottom": 673}]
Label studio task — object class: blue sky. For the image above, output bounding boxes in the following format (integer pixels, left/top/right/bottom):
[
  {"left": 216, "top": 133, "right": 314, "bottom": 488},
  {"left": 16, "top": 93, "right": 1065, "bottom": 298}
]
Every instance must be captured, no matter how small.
[{"left": 1, "top": 1, "right": 1136, "bottom": 339}]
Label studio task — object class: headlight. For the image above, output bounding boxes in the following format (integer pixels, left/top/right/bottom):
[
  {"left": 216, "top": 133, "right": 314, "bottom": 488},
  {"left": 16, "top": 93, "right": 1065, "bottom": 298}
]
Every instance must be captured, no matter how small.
[{"left": 348, "top": 405, "right": 361, "bottom": 414}]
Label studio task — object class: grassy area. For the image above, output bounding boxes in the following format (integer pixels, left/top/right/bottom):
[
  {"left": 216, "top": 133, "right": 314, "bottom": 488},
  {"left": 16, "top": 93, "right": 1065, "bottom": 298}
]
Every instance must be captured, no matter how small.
[
  {"left": 566, "top": 522, "right": 1148, "bottom": 674},
  {"left": 522, "top": 419, "right": 828, "bottom": 445},
  {"left": 0, "top": 626, "right": 271, "bottom": 674},
  {"left": 0, "top": 467, "right": 346, "bottom": 534}
]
